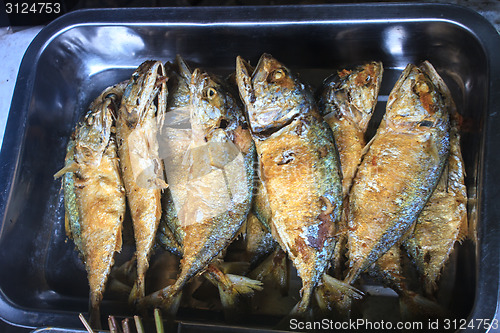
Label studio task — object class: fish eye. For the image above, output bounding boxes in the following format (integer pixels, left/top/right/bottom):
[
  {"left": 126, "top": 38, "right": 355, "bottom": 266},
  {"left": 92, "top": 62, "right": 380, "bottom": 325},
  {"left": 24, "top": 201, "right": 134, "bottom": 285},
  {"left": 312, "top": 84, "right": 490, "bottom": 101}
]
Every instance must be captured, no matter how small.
[
  {"left": 86, "top": 114, "right": 94, "bottom": 126},
  {"left": 206, "top": 87, "right": 218, "bottom": 100},
  {"left": 272, "top": 69, "right": 285, "bottom": 81},
  {"left": 105, "top": 93, "right": 117, "bottom": 100}
]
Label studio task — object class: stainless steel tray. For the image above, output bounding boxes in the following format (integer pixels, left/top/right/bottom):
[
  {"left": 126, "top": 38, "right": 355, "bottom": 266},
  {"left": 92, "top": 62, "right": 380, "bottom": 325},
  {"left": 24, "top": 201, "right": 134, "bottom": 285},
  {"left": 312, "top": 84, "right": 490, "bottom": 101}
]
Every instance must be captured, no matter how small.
[{"left": 1, "top": 4, "right": 500, "bottom": 332}]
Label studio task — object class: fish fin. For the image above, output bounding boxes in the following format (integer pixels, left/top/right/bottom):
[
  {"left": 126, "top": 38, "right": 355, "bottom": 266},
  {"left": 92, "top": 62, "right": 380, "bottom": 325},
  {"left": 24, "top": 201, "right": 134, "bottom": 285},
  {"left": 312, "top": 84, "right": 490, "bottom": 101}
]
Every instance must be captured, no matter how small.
[
  {"left": 249, "top": 248, "right": 289, "bottom": 296},
  {"left": 216, "top": 274, "right": 264, "bottom": 310},
  {"left": 205, "top": 264, "right": 263, "bottom": 309},
  {"left": 423, "top": 279, "right": 439, "bottom": 297},
  {"left": 89, "top": 295, "right": 102, "bottom": 330},
  {"left": 457, "top": 210, "right": 469, "bottom": 243},
  {"left": 175, "top": 54, "right": 192, "bottom": 81},
  {"left": 399, "top": 291, "right": 449, "bottom": 321},
  {"left": 115, "top": 225, "right": 123, "bottom": 252},
  {"left": 64, "top": 213, "right": 72, "bottom": 238},
  {"left": 128, "top": 280, "right": 143, "bottom": 306},
  {"left": 314, "top": 274, "right": 363, "bottom": 319},
  {"left": 53, "top": 161, "right": 78, "bottom": 179},
  {"left": 137, "top": 285, "right": 183, "bottom": 317},
  {"left": 235, "top": 56, "right": 255, "bottom": 107},
  {"left": 153, "top": 177, "right": 169, "bottom": 190}
]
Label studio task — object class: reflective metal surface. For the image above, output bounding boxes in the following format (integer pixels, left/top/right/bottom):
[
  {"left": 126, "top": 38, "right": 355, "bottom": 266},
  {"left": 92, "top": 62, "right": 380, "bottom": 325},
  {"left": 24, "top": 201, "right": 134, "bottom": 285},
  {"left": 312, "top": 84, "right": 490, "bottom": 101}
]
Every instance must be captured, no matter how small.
[{"left": 0, "top": 4, "right": 499, "bottom": 331}]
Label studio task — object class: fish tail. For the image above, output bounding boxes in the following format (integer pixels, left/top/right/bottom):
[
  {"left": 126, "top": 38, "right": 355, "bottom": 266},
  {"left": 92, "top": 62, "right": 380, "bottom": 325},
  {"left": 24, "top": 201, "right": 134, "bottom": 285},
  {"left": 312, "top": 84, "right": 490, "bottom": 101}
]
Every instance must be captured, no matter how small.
[
  {"left": 399, "top": 291, "right": 448, "bottom": 321},
  {"left": 423, "top": 279, "right": 439, "bottom": 297},
  {"left": 204, "top": 264, "right": 263, "bottom": 309},
  {"left": 137, "top": 284, "right": 183, "bottom": 317},
  {"left": 89, "top": 294, "right": 102, "bottom": 330},
  {"left": 291, "top": 283, "right": 315, "bottom": 317},
  {"left": 315, "top": 274, "right": 363, "bottom": 318},
  {"left": 128, "top": 277, "right": 145, "bottom": 305},
  {"left": 249, "top": 248, "right": 289, "bottom": 296}
]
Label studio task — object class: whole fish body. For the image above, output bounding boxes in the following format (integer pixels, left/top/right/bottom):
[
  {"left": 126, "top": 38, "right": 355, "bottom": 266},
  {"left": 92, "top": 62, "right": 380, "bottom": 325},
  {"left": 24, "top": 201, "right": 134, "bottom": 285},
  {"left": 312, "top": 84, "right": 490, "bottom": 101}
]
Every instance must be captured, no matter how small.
[
  {"left": 236, "top": 53, "right": 358, "bottom": 314},
  {"left": 116, "top": 60, "right": 168, "bottom": 304},
  {"left": 345, "top": 61, "right": 451, "bottom": 286},
  {"left": 403, "top": 77, "right": 468, "bottom": 296},
  {"left": 316, "top": 62, "right": 383, "bottom": 278},
  {"left": 142, "top": 63, "right": 257, "bottom": 314},
  {"left": 54, "top": 83, "right": 127, "bottom": 327}
]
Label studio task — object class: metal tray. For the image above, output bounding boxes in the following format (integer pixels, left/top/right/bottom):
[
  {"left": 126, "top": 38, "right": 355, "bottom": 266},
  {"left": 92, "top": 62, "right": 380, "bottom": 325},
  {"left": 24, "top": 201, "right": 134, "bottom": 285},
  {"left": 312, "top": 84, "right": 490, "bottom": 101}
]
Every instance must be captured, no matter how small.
[{"left": 1, "top": 4, "right": 500, "bottom": 332}]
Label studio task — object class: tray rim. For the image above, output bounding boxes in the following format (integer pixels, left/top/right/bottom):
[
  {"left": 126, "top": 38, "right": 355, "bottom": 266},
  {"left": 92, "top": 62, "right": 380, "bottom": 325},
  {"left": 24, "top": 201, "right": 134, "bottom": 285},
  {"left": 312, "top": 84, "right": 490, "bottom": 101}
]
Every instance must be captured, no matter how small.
[{"left": 1, "top": 3, "right": 499, "bottom": 331}]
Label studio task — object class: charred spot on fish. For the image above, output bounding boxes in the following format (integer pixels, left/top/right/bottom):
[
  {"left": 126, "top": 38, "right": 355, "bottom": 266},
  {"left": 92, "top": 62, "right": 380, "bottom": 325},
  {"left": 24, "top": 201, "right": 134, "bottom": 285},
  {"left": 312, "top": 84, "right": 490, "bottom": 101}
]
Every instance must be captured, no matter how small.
[
  {"left": 424, "top": 252, "right": 431, "bottom": 264},
  {"left": 318, "top": 146, "right": 329, "bottom": 158},
  {"left": 277, "top": 150, "right": 295, "bottom": 166},
  {"left": 218, "top": 118, "right": 229, "bottom": 129},
  {"left": 136, "top": 98, "right": 140, "bottom": 106},
  {"left": 418, "top": 120, "right": 434, "bottom": 127},
  {"left": 338, "top": 69, "right": 352, "bottom": 79},
  {"left": 295, "top": 122, "right": 304, "bottom": 136},
  {"left": 249, "top": 91, "right": 256, "bottom": 104}
]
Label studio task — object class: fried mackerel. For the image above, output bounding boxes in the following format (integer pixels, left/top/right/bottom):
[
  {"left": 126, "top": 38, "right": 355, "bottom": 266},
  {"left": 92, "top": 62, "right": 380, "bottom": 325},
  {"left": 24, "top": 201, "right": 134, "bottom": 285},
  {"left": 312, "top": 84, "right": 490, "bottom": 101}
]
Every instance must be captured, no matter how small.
[
  {"left": 317, "top": 62, "right": 383, "bottom": 197},
  {"left": 116, "top": 60, "right": 168, "bottom": 304},
  {"left": 316, "top": 62, "right": 383, "bottom": 278},
  {"left": 236, "top": 53, "right": 361, "bottom": 316},
  {"left": 404, "top": 72, "right": 468, "bottom": 296},
  {"left": 153, "top": 56, "right": 262, "bottom": 312},
  {"left": 141, "top": 66, "right": 257, "bottom": 315},
  {"left": 54, "top": 84, "right": 127, "bottom": 328},
  {"left": 345, "top": 61, "right": 451, "bottom": 287}
]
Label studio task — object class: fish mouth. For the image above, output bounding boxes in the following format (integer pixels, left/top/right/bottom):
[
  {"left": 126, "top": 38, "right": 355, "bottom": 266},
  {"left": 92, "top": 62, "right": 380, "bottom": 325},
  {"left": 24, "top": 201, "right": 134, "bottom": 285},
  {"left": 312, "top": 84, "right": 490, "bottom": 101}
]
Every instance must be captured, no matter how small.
[{"left": 245, "top": 54, "right": 305, "bottom": 137}]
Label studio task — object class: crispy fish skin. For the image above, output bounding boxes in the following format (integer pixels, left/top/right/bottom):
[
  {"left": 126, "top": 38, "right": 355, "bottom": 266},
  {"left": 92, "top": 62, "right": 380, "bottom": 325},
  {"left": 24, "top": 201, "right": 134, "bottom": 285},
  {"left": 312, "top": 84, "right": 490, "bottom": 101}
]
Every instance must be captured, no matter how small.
[
  {"left": 317, "top": 62, "right": 383, "bottom": 197},
  {"left": 403, "top": 88, "right": 467, "bottom": 296},
  {"left": 317, "top": 62, "right": 383, "bottom": 279},
  {"left": 346, "top": 62, "right": 451, "bottom": 285},
  {"left": 54, "top": 84, "right": 126, "bottom": 327},
  {"left": 142, "top": 66, "right": 257, "bottom": 314},
  {"left": 236, "top": 54, "right": 349, "bottom": 314},
  {"left": 116, "top": 60, "right": 168, "bottom": 303}
]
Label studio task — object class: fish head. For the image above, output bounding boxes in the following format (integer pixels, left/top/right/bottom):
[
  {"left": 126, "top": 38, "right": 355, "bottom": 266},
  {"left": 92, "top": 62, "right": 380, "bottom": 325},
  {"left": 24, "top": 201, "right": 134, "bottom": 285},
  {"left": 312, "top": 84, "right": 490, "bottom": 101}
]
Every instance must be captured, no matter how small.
[
  {"left": 166, "top": 55, "right": 192, "bottom": 111},
  {"left": 236, "top": 54, "right": 314, "bottom": 135},
  {"left": 385, "top": 63, "right": 449, "bottom": 132},
  {"left": 121, "top": 60, "right": 166, "bottom": 127},
  {"left": 75, "top": 86, "right": 123, "bottom": 165},
  {"left": 317, "top": 61, "right": 383, "bottom": 132},
  {"left": 189, "top": 68, "right": 242, "bottom": 143}
]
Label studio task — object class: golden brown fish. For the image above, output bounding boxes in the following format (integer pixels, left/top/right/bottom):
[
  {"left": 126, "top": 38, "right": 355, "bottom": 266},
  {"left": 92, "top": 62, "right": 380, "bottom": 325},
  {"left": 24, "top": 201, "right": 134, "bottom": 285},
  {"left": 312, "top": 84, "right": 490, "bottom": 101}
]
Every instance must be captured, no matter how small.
[
  {"left": 141, "top": 66, "right": 257, "bottom": 315},
  {"left": 54, "top": 84, "right": 126, "bottom": 328},
  {"left": 116, "top": 60, "right": 168, "bottom": 304},
  {"left": 317, "top": 61, "right": 383, "bottom": 197},
  {"left": 403, "top": 85, "right": 467, "bottom": 296},
  {"left": 345, "top": 61, "right": 451, "bottom": 286},
  {"left": 316, "top": 62, "right": 383, "bottom": 278},
  {"left": 236, "top": 54, "right": 360, "bottom": 315}
]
